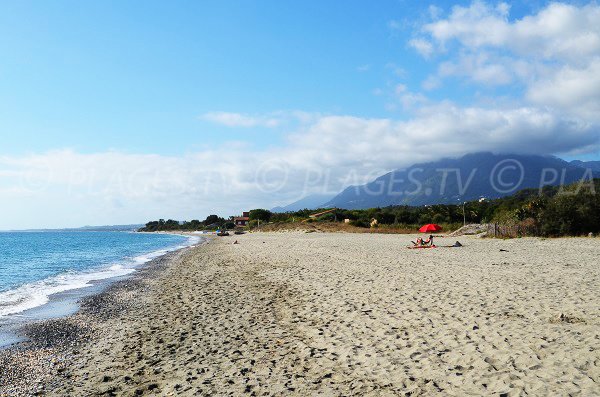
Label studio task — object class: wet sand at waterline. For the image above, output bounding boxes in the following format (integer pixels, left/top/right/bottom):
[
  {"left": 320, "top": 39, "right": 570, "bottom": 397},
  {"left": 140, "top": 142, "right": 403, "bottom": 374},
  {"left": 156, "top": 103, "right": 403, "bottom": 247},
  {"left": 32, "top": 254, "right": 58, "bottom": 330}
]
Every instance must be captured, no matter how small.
[{"left": 4, "top": 232, "right": 599, "bottom": 396}]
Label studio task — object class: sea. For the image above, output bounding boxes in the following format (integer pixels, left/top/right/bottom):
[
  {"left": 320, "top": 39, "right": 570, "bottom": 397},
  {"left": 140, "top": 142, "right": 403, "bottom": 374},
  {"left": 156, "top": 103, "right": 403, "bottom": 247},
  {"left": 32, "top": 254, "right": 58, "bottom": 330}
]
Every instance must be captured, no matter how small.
[{"left": 0, "top": 231, "right": 198, "bottom": 335}]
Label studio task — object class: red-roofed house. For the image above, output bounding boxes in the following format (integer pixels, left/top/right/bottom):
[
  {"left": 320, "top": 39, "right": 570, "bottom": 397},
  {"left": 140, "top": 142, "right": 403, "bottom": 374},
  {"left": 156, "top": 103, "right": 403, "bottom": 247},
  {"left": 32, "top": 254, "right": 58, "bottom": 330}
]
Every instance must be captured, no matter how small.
[{"left": 234, "top": 211, "right": 250, "bottom": 227}]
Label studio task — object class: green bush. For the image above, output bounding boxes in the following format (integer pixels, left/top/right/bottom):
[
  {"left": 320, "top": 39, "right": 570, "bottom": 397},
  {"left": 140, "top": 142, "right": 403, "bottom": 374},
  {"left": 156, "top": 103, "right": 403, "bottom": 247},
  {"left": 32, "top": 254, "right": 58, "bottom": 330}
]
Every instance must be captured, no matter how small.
[
  {"left": 350, "top": 219, "right": 370, "bottom": 228},
  {"left": 317, "top": 213, "right": 336, "bottom": 222},
  {"left": 249, "top": 209, "right": 272, "bottom": 222}
]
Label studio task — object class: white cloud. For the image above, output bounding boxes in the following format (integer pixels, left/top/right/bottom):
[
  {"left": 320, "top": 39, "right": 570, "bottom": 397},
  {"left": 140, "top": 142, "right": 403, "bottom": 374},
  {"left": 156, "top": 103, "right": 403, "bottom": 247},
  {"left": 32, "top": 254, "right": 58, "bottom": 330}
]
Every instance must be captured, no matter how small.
[
  {"left": 408, "top": 38, "right": 434, "bottom": 58},
  {"left": 3, "top": 103, "right": 598, "bottom": 228},
  {"left": 423, "top": 1, "right": 511, "bottom": 49},
  {"left": 416, "top": 1, "right": 600, "bottom": 62},
  {"left": 200, "top": 110, "right": 321, "bottom": 129},
  {"left": 428, "top": 5, "right": 443, "bottom": 20},
  {"left": 385, "top": 63, "right": 407, "bottom": 77},
  {"left": 422, "top": 75, "right": 441, "bottom": 90},
  {"left": 527, "top": 57, "right": 600, "bottom": 121},
  {"left": 420, "top": 1, "right": 600, "bottom": 60},
  {"left": 394, "top": 84, "right": 407, "bottom": 94},
  {"left": 392, "top": 84, "right": 429, "bottom": 110},
  {"left": 406, "top": 1, "right": 600, "bottom": 127},
  {"left": 201, "top": 111, "right": 281, "bottom": 128},
  {"left": 507, "top": 3, "right": 600, "bottom": 61},
  {"left": 388, "top": 20, "right": 402, "bottom": 31},
  {"left": 438, "top": 52, "right": 514, "bottom": 86}
]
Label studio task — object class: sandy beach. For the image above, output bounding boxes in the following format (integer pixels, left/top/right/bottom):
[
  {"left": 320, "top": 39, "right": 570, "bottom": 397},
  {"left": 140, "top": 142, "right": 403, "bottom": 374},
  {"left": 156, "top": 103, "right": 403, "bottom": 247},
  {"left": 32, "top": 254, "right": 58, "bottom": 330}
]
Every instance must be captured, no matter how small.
[{"left": 1, "top": 232, "right": 599, "bottom": 396}]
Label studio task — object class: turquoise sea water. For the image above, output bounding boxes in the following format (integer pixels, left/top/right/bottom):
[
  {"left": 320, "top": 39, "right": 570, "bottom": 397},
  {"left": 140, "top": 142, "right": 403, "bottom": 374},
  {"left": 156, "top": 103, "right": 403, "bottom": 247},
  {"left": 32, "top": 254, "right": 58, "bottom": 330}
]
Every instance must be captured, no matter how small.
[{"left": 0, "top": 231, "right": 196, "bottom": 318}]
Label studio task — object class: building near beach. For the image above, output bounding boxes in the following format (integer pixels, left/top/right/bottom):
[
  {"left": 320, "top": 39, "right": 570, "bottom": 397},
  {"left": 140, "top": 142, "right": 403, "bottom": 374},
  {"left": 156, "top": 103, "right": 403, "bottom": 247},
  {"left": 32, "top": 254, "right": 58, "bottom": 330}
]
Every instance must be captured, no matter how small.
[{"left": 234, "top": 212, "right": 250, "bottom": 227}]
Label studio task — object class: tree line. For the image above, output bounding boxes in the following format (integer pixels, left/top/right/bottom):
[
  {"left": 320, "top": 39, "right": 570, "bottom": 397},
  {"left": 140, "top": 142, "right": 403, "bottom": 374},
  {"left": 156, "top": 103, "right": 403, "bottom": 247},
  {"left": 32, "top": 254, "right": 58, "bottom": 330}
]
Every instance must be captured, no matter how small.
[
  {"left": 140, "top": 179, "right": 600, "bottom": 237},
  {"left": 139, "top": 215, "right": 227, "bottom": 232}
]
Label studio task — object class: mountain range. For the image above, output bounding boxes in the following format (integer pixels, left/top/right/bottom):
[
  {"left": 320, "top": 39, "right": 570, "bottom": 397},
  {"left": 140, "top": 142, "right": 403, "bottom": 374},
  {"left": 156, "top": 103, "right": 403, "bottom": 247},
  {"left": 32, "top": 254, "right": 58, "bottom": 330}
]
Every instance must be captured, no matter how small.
[
  {"left": 275, "top": 153, "right": 600, "bottom": 211},
  {"left": 271, "top": 193, "right": 336, "bottom": 213},
  {"left": 570, "top": 160, "right": 600, "bottom": 172}
]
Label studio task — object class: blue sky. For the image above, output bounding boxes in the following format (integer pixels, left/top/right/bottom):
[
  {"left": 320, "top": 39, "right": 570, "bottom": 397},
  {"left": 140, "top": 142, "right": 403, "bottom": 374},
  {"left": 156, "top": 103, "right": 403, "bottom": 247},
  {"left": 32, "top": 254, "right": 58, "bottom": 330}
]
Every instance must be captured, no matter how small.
[
  {"left": 1, "top": 0, "right": 558, "bottom": 154},
  {"left": 2, "top": 0, "right": 407, "bottom": 154},
  {"left": 1, "top": 1, "right": 599, "bottom": 228}
]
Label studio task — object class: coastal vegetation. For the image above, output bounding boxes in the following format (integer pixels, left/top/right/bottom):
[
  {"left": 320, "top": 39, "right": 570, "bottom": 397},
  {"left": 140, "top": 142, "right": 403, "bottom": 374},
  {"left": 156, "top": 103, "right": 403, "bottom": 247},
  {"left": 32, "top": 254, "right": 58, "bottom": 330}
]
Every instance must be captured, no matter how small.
[
  {"left": 139, "top": 215, "right": 228, "bottom": 232},
  {"left": 139, "top": 179, "right": 600, "bottom": 237}
]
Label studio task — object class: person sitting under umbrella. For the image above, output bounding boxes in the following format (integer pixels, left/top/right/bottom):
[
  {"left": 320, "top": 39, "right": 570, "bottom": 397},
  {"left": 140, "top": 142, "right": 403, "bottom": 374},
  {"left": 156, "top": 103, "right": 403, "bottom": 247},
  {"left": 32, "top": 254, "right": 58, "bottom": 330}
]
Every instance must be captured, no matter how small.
[
  {"left": 411, "top": 224, "right": 441, "bottom": 248},
  {"left": 413, "top": 234, "right": 434, "bottom": 247},
  {"left": 423, "top": 234, "right": 434, "bottom": 246}
]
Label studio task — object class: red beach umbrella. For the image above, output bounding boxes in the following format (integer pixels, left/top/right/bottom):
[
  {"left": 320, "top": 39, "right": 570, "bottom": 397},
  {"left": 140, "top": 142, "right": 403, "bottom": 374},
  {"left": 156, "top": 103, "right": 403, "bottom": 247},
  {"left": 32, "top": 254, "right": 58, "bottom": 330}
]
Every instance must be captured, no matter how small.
[{"left": 419, "top": 223, "right": 442, "bottom": 233}]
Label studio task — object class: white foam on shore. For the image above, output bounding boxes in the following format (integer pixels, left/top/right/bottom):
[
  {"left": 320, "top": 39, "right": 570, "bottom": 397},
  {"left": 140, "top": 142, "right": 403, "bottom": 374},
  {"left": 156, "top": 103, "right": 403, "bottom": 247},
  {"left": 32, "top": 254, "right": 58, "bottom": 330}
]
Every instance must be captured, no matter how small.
[{"left": 0, "top": 235, "right": 201, "bottom": 318}]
